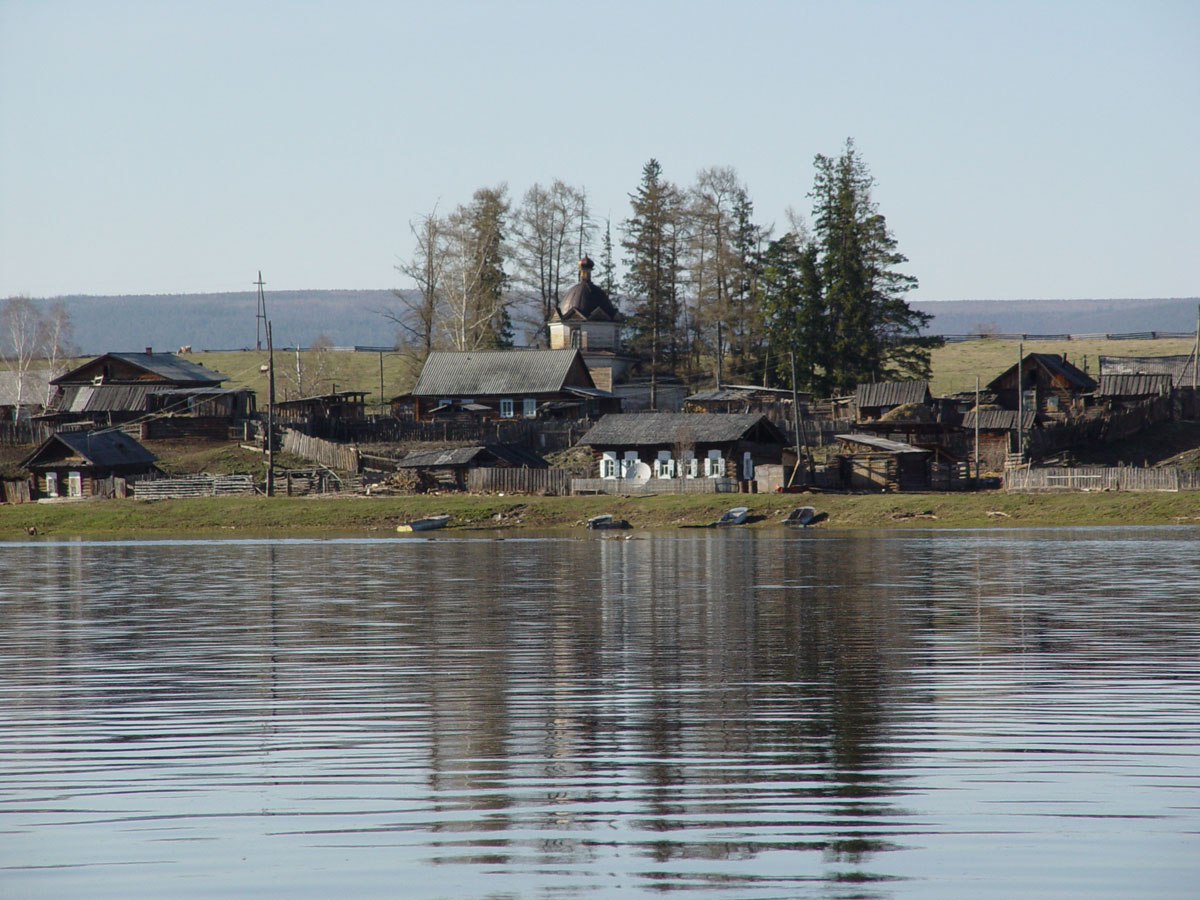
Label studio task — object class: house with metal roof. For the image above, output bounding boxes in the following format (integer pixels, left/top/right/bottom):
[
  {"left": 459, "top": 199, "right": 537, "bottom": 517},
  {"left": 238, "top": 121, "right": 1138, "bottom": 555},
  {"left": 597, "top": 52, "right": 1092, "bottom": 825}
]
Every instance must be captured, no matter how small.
[
  {"left": 577, "top": 412, "right": 786, "bottom": 486},
  {"left": 19, "top": 429, "right": 162, "bottom": 499},
  {"left": 41, "top": 350, "right": 254, "bottom": 433},
  {"left": 403, "top": 347, "right": 621, "bottom": 421}
]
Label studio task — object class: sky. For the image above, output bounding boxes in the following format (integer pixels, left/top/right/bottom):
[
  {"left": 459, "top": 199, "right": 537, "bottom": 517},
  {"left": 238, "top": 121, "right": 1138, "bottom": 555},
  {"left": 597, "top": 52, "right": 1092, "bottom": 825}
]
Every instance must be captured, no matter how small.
[{"left": 1, "top": 0, "right": 1197, "bottom": 302}]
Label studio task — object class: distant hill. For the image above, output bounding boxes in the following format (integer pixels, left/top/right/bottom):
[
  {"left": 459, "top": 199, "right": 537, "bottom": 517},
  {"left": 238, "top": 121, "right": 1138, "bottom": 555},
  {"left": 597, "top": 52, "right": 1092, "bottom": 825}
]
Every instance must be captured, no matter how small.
[
  {"left": 20, "top": 291, "right": 1200, "bottom": 354},
  {"left": 911, "top": 297, "right": 1199, "bottom": 337}
]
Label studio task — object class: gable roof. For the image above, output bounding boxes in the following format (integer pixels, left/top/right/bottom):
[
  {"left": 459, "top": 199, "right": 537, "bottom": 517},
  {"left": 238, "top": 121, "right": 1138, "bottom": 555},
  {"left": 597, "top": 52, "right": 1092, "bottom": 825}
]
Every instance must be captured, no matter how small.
[
  {"left": 53, "top": 352, "right": 227, "bottom": 386},
  {"left": 20, "top": 429, "right": 158, "bottom": 470},
  {"left": 396, "top": 442, "right": 547, "bottom": 469},
  {"left": 855, "top": 381, "right": 932, "bottom": 409},
  {"left": 987, "top": 353, "right": 1097, "bottom": 392},
  {"left": 412, "top": 349, "right": 595, "bottom": 397},
  {"left": 579, "top": 412, "right": 785, "bottom": 447}
]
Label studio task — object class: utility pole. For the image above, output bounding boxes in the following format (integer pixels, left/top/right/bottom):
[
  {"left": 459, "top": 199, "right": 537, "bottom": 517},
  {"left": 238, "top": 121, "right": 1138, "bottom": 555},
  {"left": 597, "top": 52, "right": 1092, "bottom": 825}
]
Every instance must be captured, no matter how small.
[
  {"left": 378, "top": 351, "right": 385, "bottom": 417},
  {"left": 974, "top": 375, "right": 981, "bottom": 484},
  {"left": 255, "top": 271, "right": 267, "bottom": 352},
  {"left": 1016, "top": 342, "right": 1024, "bottom": 465},
  {"left": 267, "top": 321, "right": 275, "bottom": 497},
  {"left": 786, "top": 350, "right": 813, "bottom": 488}
]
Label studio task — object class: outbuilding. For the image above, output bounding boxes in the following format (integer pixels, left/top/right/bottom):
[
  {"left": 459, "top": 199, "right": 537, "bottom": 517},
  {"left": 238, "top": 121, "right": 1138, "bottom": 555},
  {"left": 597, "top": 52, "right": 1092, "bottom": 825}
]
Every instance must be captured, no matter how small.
[{"left": 20, "top": 429, "right": 162, "bottom": 499}]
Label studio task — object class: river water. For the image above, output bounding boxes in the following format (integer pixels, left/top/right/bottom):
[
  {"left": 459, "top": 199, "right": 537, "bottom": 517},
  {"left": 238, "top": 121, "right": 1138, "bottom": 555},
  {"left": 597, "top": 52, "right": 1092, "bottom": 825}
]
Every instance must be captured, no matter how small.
[{"left": 1, "top": 528, "right": 1198, "bottom": 899}]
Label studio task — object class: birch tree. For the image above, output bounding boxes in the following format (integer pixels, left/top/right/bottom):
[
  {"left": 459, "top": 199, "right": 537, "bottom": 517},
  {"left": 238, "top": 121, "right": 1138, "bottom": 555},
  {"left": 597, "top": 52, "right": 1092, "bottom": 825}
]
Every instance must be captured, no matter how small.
[
  {"left": 1, "top": 296, "right": 47, "bottom": 413},
  {"left": 389, "top": 208, "right": 447, "bottom": 360}
]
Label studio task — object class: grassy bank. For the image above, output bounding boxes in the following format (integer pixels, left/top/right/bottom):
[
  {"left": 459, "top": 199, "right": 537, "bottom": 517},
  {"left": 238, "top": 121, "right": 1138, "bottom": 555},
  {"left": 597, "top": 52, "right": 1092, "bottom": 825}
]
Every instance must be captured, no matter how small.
[{"left": 4, "top": 490, "right": 1200, "bottom": 539}]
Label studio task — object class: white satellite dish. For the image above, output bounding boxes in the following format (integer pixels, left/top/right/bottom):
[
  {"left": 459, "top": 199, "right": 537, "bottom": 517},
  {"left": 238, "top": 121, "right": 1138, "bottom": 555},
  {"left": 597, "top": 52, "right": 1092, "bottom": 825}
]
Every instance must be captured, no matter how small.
[{"left": 632, "top": 461, "right": 652, "bottom": 483}]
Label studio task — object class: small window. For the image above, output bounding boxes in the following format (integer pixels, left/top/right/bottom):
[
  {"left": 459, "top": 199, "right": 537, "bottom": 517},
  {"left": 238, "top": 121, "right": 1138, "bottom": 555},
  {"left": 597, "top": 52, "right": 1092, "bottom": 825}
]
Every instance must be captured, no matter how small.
[
  {"left": 655, "top": 450, "right": 675, "bottom": 479},
  {"left": 742, "top": 451, "right": 755, "bottom": 481},
  {"left": 68, "top": 471, "right": 83, "bottom": 498},
  {"left": 622, "top": 451, "right": 639, "bottom": 478},
  {"left": 682, "top": 450, "right": 697, "bottom": 479},
  {"left": 45, "top": 472, "right": 59, "bottom": 498},
  {"left": 500, "top": 398, "right": 514, "bottom": 418},
  {"left": 523, "top": 398, "right": 537, "bottom": 418},
  {"left": 706, "top": 450, "right": 725, "bottom": 478},
  {"left": 601, "top": 452, "right": 618, "bottom": 479}
]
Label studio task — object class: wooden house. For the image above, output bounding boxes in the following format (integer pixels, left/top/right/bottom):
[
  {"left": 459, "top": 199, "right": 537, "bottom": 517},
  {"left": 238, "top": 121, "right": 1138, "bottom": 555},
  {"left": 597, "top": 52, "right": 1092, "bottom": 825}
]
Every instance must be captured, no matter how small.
[
  {"left": 41, "top": 350, "right": 253, "bottom": 435},
  {"left": 855, "top": 381, "right": 933, "bottom": 421},
  {"left": 20, "top": 429, "right": 162, "bottom": 499},
  {"left": 833, "top": 433, "right": 931, "bottom": 492},
  {"left": 395, "top": 443, "right": 547, "bottom": 490},
  {"left": 402, "top": 348, "right": 621, "bottom": 421},
  {"left": 577, "top": 412, "right": 787, "bottom": 483},
  {"left": 962, "top": 408, "right": 1038, "bottom": 472},
  {"left": 987, "top": 353, "right": 1097, "bottom": 421}
]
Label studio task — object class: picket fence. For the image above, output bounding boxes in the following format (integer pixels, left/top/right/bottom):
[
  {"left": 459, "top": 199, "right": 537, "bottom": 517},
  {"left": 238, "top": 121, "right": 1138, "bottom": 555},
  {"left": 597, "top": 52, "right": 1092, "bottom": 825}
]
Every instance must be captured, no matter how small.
[{"left": 1004, "top": 467, "right": 1200, "bottom": 492}]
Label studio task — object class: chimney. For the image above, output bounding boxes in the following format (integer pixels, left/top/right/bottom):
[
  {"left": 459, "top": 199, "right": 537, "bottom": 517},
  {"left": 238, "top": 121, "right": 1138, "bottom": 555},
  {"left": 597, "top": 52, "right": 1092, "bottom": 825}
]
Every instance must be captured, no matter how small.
[{"left": 145, "top": 347, "right": 153, "bottom": 355}]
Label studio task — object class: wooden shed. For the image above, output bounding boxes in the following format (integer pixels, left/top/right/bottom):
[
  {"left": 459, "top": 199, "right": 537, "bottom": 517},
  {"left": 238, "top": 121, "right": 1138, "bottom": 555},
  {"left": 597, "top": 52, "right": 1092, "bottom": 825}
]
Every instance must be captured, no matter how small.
[
  {"left": 962, "top": 408, "right": 1038, "bottom": 473},
  {"left": 20, "top": 429, "right": 162, "bottom": 499},
  {"left": 834, "top": 433, "right": 930, "bottom": 492},
  {"left": 855, "top": 381, "right": 933, "bottom": 421},
  {"left": 394, "top": 443, "right": 547, "bottom": 490}
]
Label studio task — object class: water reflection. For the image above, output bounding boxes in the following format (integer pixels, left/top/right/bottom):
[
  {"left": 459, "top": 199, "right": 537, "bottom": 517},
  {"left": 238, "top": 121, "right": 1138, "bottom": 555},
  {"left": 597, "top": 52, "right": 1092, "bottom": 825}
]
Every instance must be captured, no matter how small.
[{"left": 1, "top": 529, "right": 1198, "bottom": 899}]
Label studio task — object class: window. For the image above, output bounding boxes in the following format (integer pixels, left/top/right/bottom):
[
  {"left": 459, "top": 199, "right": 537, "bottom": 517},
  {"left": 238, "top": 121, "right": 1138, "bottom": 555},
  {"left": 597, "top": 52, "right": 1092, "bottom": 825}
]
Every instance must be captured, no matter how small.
[
  {"left": 68, "top": 471, "right": 82, "bottom": 498},
  {"left": 705, "top": 450, "right": 726, "bottom": 478},
  {"left": 523, "top": 398, "right": 537, "bottom": 418},
  {"left": 500, "top": 398, "right": 514, "bottom": 418},
  {"left": 601, "top": 451, "right": 618, "bottom": 479},
  {"left": 45, "top": 472, "right": 58, "bottom": 498},
  {"left": 742, "top": 451, "right": 755, "bottom": 481},
  {"left": 682, "top": 450, "right": 697, "bottom": 479},
  {"left": 655, "top": 450, "right": 675, "bottom": 479}
]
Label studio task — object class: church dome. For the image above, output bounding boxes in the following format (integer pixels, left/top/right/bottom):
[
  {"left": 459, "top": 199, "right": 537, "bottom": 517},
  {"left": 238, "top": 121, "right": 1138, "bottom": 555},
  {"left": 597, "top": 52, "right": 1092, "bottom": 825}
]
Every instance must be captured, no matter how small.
[{"left": 556, "top": 256, "right": 621, "bottom": 322}]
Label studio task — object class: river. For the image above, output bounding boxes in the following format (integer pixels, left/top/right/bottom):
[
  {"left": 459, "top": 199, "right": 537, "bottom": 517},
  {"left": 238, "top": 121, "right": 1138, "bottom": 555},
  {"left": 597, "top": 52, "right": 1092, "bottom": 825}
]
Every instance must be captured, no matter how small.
[{"left": 1, "top": 528, "right": 1198, "bottom": 898}]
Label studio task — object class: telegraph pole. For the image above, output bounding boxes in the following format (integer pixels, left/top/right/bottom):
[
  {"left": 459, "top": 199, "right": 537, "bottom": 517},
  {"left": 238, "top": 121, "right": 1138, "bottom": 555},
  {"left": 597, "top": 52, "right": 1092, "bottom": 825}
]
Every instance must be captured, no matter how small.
[
  {"left": 255, "top": 271, "right": 268, "bottom": 352},
  {"left": 267, "top": 321, "right": 276, "bottom": 497}
]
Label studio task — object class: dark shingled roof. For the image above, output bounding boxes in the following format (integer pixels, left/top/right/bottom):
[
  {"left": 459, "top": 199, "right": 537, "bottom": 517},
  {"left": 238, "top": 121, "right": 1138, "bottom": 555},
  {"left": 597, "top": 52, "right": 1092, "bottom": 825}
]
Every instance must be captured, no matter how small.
[
  {"left": 20, "top": 429, "right": 157, "bottom": 469},
  {"left": 53, "top": 352, "right": 227, "bottom": 385},
  {"left": 855, "top": 381, "right": 931, "bottom": 409},
  {"left": 962, "top": 409, "right": 1037, "bottom": 431},
  {"left": 396, "top": 443, "right": 547, "bottom": 469},
  {"left": 1097, "top": 374, "right": 1174, "bottom": 397},
  {"left": 412, "top": 349, "right": 595, "bottom": 397},
  {"left": 579, "top": 412, "right": 784, "bottom": 447}
]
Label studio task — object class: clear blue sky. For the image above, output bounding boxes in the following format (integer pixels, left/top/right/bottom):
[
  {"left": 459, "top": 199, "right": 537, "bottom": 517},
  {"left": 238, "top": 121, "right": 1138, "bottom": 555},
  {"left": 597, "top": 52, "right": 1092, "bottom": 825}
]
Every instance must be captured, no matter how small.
[{"left": 1, "top": 0, "right": 1197, "bottom": 301}]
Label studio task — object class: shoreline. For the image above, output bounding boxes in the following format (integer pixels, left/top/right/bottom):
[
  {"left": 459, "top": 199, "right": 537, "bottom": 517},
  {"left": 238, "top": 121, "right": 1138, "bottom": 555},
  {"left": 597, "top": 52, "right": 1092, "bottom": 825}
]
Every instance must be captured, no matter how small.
[{"left": 3, "top": 490, "right": 1200, "bottom": 539}]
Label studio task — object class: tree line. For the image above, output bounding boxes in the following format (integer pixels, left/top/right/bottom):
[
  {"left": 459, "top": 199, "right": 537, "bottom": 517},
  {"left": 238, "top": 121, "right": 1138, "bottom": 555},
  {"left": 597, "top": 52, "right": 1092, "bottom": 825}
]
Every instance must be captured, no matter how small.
[{"left": 389, "top": 138, "right": 939, "bottom": 396}]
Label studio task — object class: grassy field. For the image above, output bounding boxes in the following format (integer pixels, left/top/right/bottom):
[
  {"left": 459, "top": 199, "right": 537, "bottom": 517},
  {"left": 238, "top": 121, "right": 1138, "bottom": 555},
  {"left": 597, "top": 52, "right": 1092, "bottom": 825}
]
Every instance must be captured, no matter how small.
[{"left": 4, "top": 489, "right": 1200, "bottom": 540}]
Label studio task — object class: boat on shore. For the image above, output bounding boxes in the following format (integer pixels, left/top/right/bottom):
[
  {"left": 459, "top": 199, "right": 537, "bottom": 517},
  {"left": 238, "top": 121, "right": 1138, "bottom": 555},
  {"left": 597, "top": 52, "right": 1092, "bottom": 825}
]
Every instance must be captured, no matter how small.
[
  {"left": 397, "top": 514, "right": 450, "bottom": 533},
  {"left": 716, "top": 506, "right": 750, "bottom": 526},
  {"left": 783, "top": 506, "right": 817, "bottom": 527},
  {"left": 586, "top": 514, "right": 631, "bottom": 530}
]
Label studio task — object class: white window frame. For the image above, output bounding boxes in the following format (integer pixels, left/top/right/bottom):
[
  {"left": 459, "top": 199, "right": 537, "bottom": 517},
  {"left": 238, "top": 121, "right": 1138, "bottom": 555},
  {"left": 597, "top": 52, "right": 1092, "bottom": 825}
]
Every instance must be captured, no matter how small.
[
  {"left": 499, "top": 398, "right": 514, "bottom": 418},
  {"left": 522, "top": 398, "right": 537, "bottom": 418},
  {"left": 681, "top": 450, "right": 697, "bottom": 479},
  {"left": 600, "top": 451, "right": 618, "bottom": 480},
  {"left": 45, "top": 471, "right": 59, "bottom": 498},
  {"left": 655, "top": 450, "right": 675, "bottom": 479},
  {"left": 705, "top": 450, "right": 726, "bottom": 478},
  {"left": 68, "top": 471, "right": 82, "bottom": 498}
]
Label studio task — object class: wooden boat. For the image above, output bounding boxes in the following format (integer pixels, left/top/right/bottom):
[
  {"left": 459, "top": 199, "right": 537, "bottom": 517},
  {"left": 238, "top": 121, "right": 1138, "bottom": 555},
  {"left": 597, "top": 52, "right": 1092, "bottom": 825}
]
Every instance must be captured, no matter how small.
[
  {"left": 783, "top": 506, "right": 817, "bottom": 527},
  {"left": 715, "top": 506, "right": 750, "bottom": 526},
  {"left": 396, "top": 514, "right": 450, "bottom": 533},
  {"left": 586, "top": 514, "right": 631, "bottom": 530}
]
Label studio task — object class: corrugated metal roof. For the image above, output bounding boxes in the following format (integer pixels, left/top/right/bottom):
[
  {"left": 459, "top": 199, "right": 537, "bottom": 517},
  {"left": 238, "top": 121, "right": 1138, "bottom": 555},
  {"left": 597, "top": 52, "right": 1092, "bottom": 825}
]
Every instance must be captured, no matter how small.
[
  {"left": 962, "top": 409, "right": 1037, "bottom": 430},
  {"left": 1099, "top": 355, "right": 1195, "bottom": 384},
  {"left": 579, "top": 413, "right": 782, "bottom": 447},
  {"left": 61, "top": 383, "right": 155, "bottom": 413},
  {"left": 835, "top": 433, "right": 929, "bottom": 454},
  {"left": 53, "top": 352, "right": 227, "bottom": 385},
  {"left": 412, "top": 349, "right": 592, "bottom": 396},
  {"left": 1097, "top": 374, "right": 1173, "bottom": 397},
  {"left": 855, "top": 381, "right": 931, "bottom": 408}
]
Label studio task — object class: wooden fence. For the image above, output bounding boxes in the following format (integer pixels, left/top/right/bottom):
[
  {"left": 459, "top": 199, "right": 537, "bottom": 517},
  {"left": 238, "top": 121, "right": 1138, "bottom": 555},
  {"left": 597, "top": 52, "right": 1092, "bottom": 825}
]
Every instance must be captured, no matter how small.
[
  {"left": 282, "top": 428, "right": 361, "bottom": 472},
  {"left": 133, "top": 474, "right": 257, "bottom": 500},
  {"left": 1004, "top": 467, "right": 1200, "bottom": 492},
  {"left": 466, "top": 467, "right": 573, "bottom": 495},
  {"left": 0, "top": 421, "right": 51, "bottom": 446},
  {"left": 571, "top": 476, "right": 743, "bottom": 495},
  {"left": 1, "top": 478, "right": 32, "bottom": 503}
]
